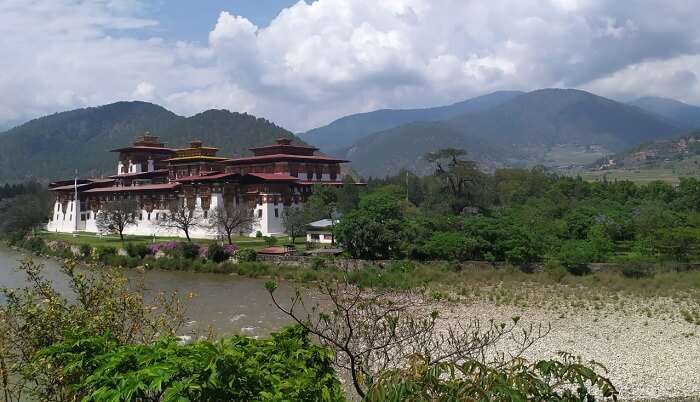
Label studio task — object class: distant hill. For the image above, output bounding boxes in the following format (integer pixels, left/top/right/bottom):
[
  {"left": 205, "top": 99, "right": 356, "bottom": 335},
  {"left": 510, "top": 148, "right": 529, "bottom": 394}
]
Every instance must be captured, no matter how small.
[
  {"left": 299, "top": 91, "right": 524, "bottom": 153},
  {"left": 628, "top": 96, "right": 700, "bottom": 129},
  {"left": 0, "top": 101, "right": 297, "bottom": 182},
  {"left": 582, "top": 130, "right": 700, "bottom": 184},
  {"left": 341, "top": 89, "right": 683, "bottom": 178}
]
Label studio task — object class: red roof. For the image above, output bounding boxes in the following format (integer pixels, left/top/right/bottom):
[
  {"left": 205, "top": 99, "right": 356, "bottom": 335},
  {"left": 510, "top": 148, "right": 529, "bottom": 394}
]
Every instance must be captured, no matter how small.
[
  {"left": 83, "top": 183, "right": 180, "bottom": 193},
  {"left": 176, "top": 172, "right": 239, "bottom": 182},
  {"left": 246, "top": 173, "right": 299, "bottom": 181},
  {"left": 108, "top": 169, "right": 169, "bottom": 179},
  {"left": 110, "top": 146, "right": 176, "bottom": 153},
  {"left": 225, "top": 154, "right": 349, "bottom": 165},
  {"left": 50, "top": 183, "right": 93, "bottom": 191}
]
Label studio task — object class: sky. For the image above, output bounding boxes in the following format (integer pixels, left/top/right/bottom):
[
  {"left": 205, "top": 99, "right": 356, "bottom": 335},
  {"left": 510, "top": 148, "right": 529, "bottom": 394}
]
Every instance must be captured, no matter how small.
[{"left": 1, "top": 0, "right": 700, "bottom": 132}]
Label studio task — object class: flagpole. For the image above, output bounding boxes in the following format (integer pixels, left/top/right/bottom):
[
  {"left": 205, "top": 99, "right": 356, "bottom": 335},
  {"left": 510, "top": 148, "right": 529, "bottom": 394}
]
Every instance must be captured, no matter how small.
[{"left": 74, "top": 169, "right": 78, "bottom": 234}]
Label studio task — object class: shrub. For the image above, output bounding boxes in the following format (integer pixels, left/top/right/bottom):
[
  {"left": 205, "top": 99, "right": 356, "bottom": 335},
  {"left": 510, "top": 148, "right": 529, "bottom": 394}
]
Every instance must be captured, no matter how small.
[
  {"left": 208, "top": 243, "right": 228, "bottom": 263},
  {"left": 147, "top": 241, "right": 178, "bottom": 255},
  {"left": 264, "top": 236, "right": 278, "bottom": 247},
  {"left": 235, "top": 248, "right": 257, "bottom": 262},
  {"left": 125, "top": 242, "right": 149, "bottom": 259},
  {"left": 22, "top": 237, "right": 46, "bottom": 254},
  {"left": 37, "top": 326, "right": 344, "bottom": 401},
  {"left": 558, "top": 240, "right": 593, "bottom": 276},
  {"left": 255, "top": 230, "right": 263, "bottom": 238},
  {"left": 79, "top": 244, "right": 93, "bottom": 258},
  {"left": 179, "top": 242, "right": 200, "bottom": 259},
  {"left": 95, "top": 246, "right": 117, "bottom": 262},
  {"left": 310, "top": 256, "right": 327, "bottom": 270}
]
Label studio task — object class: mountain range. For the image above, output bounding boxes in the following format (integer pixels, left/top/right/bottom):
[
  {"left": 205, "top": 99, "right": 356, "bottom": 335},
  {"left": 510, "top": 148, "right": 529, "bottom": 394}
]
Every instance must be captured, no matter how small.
[
  {"left": 319, "top": 89, "right": 686, "bottom": 177},
  {"left": 1, "top": 89, "right": 698, "bottom": 182},
  {"left": 0, "top": 102, "right": 296, "bottom": 182}
]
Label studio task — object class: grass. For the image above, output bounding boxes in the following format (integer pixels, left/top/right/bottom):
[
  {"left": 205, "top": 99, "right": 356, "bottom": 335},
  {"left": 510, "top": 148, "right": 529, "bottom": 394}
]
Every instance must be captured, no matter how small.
[{"left": 37, "top": 231, "right": 307, "bottom": 251}]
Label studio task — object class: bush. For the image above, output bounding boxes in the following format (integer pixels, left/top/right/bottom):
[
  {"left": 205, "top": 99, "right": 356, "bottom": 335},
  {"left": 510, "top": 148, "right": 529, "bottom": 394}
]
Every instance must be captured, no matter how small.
[
  {"left": 235, "top": 248, "right": 257, "bottom": 262},
  {"left": 79, "top": 244, "right": 93, "bottom": 259},
  {"left": 22, "top": 236, "right": 46, "bottom": 254},
  {"left": 125, "top": 242, "right": 149, "bottom": 259},
  {"left": 208, "top": 243, "right": 228, "bottom": 263},
  {"left": 264, "top": 236, "right": 278, "bottom": 247},
  {"left": 558, "top": 240, "right": 593, "bottom": 276},
  {"left": 179, "top": 242, "right": 200, "bottom": 259},
  {"left": 37, "top": 326, "right": 344, "bottom": 401},
  {"left": 95, "top": 246, "right": 117, "bottom": 262},
  {"left": 255, "top": 230, "right": 263, "bottom": 238}
]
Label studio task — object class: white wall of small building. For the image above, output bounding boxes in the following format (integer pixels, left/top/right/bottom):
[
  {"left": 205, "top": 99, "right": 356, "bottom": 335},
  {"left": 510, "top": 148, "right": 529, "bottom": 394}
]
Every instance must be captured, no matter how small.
[{"left": 306, "top": 230, "right": 334, "bottom": 244}]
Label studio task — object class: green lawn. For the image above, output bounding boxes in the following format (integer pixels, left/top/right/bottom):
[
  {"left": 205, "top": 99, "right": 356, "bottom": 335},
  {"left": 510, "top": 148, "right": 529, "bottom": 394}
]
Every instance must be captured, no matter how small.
[{"left": 37, "top": 231, "right": 306, "bottom": 251}]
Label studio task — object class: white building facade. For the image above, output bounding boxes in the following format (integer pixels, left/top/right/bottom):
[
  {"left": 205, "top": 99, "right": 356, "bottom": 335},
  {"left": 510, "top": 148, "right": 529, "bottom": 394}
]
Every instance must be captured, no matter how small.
[{"left": 47, "top": 136, "right": 353, "bottom": 239}]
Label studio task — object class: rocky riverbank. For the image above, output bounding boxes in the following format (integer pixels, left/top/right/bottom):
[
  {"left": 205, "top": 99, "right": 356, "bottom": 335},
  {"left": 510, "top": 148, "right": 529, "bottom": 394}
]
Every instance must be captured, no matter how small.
[{"left": 434, "top": 299, "right": 700, "bottom": 401}]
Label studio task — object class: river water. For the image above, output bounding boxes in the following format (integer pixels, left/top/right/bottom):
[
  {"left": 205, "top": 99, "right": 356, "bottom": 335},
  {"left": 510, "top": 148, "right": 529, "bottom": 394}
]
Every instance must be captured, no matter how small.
[{"left": 0, "top": 246, "right": 305, "bottom": 337}]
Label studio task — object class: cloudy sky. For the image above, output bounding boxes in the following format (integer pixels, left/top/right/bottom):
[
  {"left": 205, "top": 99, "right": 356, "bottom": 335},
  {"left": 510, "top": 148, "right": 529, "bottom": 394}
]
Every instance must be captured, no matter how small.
[{"left": 2, "top": 0, "right": 699, "bottom": 132}]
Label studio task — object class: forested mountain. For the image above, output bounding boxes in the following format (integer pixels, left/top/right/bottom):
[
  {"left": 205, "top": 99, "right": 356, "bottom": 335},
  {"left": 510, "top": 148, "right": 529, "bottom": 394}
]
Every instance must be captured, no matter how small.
[
  {"left": 299, "top": 91, "right": 523, "bottom": 152},
  {"left": 342, "top": 89, "right": 683, "bottom": 177},
  {"left": 628, "top": 96, "right": 700, "bottom": 129},
  {"left": 0, "top": 102, "right": 297, "bottom": 182}
]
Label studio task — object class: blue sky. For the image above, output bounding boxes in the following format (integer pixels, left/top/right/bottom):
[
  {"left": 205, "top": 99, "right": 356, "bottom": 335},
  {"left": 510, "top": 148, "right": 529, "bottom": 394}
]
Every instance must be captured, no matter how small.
[
  {"left": 1, "top": 0, "right": 700, "bottom": 132},
  {"left": 144, "top": 0, "right": 301, "bottom": 43}
]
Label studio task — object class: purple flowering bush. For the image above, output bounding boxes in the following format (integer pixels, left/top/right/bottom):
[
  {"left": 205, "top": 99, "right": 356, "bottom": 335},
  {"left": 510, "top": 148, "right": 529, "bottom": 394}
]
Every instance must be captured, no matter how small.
[
  {"left": 223, "top": 244, "right": 239, "bottom": 255},
  {"left": 147, "top": 241, "right": 179, "bottom": 255}
]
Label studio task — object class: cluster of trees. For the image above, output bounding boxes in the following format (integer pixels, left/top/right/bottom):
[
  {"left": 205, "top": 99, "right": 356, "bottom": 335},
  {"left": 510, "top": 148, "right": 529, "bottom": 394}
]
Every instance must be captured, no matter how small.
[
  {"left": 0, "top": 182, "right": 52, "bottom": 236},
  {"left": 334, "top": 149, "right": 700, "bottom": 265},
  {"left": 0, "top": 181, "right": 44, "bottom": 200}
]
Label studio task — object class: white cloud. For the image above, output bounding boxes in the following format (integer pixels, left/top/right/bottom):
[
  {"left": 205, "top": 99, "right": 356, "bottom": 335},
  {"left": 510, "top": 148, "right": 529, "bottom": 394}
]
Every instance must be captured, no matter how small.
[{"left": 1, "top": 0, "right": 699, "bottom": 132}]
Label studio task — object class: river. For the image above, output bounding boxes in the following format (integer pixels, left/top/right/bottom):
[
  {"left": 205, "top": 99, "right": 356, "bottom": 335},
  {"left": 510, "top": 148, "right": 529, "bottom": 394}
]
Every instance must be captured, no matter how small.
[{"left": 0, "top": 245, "right": 304, "bottom": 337}]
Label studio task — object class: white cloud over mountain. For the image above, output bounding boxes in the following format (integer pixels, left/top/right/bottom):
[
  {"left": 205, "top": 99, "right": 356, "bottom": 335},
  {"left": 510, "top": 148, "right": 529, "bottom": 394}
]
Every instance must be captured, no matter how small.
[{"left": 1, "top": 0, "right": 699, "bottom": 131}]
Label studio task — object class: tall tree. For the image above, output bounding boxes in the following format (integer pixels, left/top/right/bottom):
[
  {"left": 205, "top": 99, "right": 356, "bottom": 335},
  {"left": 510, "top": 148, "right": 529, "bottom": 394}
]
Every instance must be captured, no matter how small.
[
  {"left": 424, "top": 148, "right": 487, "bottom": 214},
  {"left": 208, "top": 204, "right": 257, "bottom": 245},
  {"left": 95, "top": 199, "right": 138, "bottom": 241},
  {"left": 158, "top": 202, "right": 199, "bottom": 241}
]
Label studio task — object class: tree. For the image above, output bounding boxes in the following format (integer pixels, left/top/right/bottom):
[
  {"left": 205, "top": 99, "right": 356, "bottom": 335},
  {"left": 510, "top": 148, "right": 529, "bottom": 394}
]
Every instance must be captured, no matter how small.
[
  {"left": 208, "top": 204, "right": 257, "bottom": 244},
  {"left": 335, "top": 190, "right": 405, "bottom": 259},
  {"left": 281, "top": 206, "right": 308, "bottom": 244},
  {"left": 424, "top": 148, "right": 488, "bottom": 214},
  {"left": 0, "top": 258, "right": 184, "bottom": 401},
  {"left": 95, "top": 199, "right": 138, "bottom": 241},
  {"left": 266, "top": 279, "right": 551, "bottom": 399},
  {"left": 0, "top": 189, "right": 53, "bottom": 235},
  {"left": 158, "top": 201, "right": 199, "bottom": 241}
]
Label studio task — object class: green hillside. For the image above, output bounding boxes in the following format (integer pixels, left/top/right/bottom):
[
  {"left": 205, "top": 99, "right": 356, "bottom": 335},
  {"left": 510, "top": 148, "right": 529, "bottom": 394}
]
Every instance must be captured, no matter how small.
[
  {"left": 0, "top": 102, "right": 297, "bottom": 182},
  {"left": 340, "top": 89, "right": 683, "bottom": 178},
  {"left": 300, "top": 91, "right": 523, "bottom": 153}
]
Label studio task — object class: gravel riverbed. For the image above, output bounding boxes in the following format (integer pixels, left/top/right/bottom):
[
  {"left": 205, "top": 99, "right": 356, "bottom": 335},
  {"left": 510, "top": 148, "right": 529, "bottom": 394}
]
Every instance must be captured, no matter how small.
[{"left": 436, "top": 300, "right": 700, "bottom": 401}]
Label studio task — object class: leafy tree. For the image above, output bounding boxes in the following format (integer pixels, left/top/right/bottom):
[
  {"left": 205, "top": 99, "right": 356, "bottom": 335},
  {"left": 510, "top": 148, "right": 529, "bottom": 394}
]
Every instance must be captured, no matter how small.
[
  {"left": 158, "top": 202, "right": 199, "bottom": 241},
  {"left": 0, "top": 258, "right": 183, "bottom": 401},
  {"left": 425, "top": 148, "right": 489, "bottom": 214},
  {"left": 208, "top": 204, "right": 257, "bottom": 244},
  {"left": 0, "top": 187, "right": 53, "bottom": 235},
  {"left": 281, "top": 206, "right": 308, "bottom": 244},
  {"left": 335, "top": 189, "right": 405, "bottom": 259},
  {"left": 95, "top": 199, "right": 138, "bottom": 241},
  {"left": 653, "top": 227, "right": 700, "bottom": 262}
]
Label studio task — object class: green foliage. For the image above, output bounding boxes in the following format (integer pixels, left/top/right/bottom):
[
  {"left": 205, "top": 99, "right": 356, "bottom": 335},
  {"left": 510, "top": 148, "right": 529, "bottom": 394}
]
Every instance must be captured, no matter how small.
[
  {"left": 558, "top": 241, "right": 594, "bottom": 276},
  {"left": 37, "top": 325, "right": 344, "bottom": 402},
  {"left": 0, "top": 185, "right": 53, "bottom": 235},
  {"left": 125, "top": 242, "right": 149, "bottom": 259},
  {"left": 95, "top": 246, "right": 118, "bottom": 261},
  {"left": 179, "top": 242, "right": 200, "bottom": 259},
  {"left": 264, "top": 236, "right": 278, "bottom": 247},
  {"left": 236, "top": 248, "right": 258, "bottom": 262},
  {"left": 79, "top": 243, "right": 93, "bottom": 258},
  {"left": 365, "top": 353, "right": 618, "bottom": 401},
  {"left": 207, "top": 243, "right": 228, "bottom": 263},
  {"left": 0, "top": 258, "right": 184, "bottom": 401}
]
